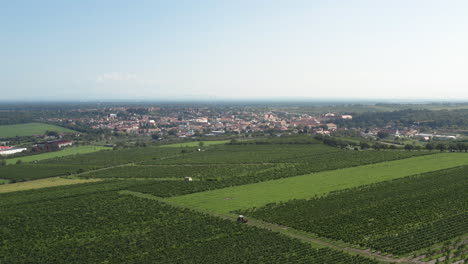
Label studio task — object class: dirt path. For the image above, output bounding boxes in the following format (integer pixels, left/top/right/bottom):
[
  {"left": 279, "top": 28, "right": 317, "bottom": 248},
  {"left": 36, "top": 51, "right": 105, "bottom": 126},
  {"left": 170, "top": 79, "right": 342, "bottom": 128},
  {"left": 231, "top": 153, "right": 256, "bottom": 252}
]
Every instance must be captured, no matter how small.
[{"left": 119, "top": 190, "right": 426, "bottom": 264}]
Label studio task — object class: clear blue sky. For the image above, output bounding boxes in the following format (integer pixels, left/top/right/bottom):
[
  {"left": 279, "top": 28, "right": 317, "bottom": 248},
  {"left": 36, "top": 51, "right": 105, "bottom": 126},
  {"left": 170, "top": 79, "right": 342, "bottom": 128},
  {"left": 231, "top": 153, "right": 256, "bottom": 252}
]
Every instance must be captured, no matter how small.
[{"left": 1, "top": 0, "right": 468, "bottom": 101}]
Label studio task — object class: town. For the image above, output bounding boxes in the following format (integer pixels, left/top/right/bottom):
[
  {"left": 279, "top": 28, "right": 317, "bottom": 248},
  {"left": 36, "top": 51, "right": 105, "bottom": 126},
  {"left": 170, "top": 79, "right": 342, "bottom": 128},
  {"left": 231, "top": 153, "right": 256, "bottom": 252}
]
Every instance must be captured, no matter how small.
[{"left": 2, "top": 103, "right": 464, "bottom": 159}]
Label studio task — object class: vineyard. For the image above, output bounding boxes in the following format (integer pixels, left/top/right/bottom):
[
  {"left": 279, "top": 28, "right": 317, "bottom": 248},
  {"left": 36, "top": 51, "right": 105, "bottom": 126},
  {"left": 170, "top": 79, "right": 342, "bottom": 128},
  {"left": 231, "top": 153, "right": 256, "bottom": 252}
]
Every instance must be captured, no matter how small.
[
  {"left": 167, "top": 152, "right": 468, "bottom": 213},
  {"left": 0, "top": 164, "right": 95, "bottom": 181},
  {"left": 87, "top": 164, "right": 271, "bottom": 179},
  {"left": 5, "top": 145, "right": 110, "bottom": 165},
  {"left": 117, "top": 150, "right": 434, "bottom": 197},
  {"left": 146, "top": 144, "right": 429, "bottom": 165},
  {"left": 0, "top": 146, "right": 183, "bottom": 181},
  {"left": 1, "top": 139, "right": 467, "bottom": 262},
  {"left": 2, "top": 142, "right": 431, "bottom": 187},
  {"left": 244, "top": 166, "right": 468, "bottom": 255},
  {"left": 0, "top": 186, "right": 378, "bottom": 263}
]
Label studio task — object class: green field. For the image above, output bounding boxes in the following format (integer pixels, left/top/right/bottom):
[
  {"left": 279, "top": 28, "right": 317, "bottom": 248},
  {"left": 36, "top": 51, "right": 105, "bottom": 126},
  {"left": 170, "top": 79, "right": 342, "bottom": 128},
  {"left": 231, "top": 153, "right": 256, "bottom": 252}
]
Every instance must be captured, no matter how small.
[
  {"left": 0, "top": 123, "right": 76, "bottom": 138},
  {"left": 0, "top": 177, "right": 101, "bottom": 193},
  {"left": 0, "top": 185, "right": 377, "bottom": 264},
  {"left": 168, "top": 153, "right": 468, "bottom": 213},
  {"left": 6, "top": 145, "right": 110, "bottom": 165},
  {"left": 159, "top": 140, "right": 230, "bottom": 148},
  {"left": 0, "top": 179, "right": 9, "bottom": 184},
  {"left": 247, "top": 167, "right": 468, "bottom": 255}
]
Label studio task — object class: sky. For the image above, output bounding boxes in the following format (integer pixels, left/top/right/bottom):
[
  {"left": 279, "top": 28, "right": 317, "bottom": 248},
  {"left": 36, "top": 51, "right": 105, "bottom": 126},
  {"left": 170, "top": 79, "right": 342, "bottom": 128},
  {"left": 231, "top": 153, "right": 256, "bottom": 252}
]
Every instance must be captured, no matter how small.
[{"left": 1, "top": 0, "right": 468, "bottom": 101}]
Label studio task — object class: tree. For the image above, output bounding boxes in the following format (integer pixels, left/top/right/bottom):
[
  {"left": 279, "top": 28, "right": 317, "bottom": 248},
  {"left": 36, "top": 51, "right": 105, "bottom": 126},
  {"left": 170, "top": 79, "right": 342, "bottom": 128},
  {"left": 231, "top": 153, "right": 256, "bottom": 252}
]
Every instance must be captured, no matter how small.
[
  {"left": 360, "top": 142, "right": 370, "bottom": 150},
  {"left": 46, "top": 130, "right": 59, "bottom": 137},
  {"left": 404, "top": 144, "right": 414, "bottom": 151},
  {"left": 16, "top": 159, "right": 23, "bottom": 164},
  {"left": 198, "top": 141, "right": 204, "bottom": 148},
  {"left": 0, "top": 160, "right": 6, "bottom": 166},
  {"left": 377, "top": 131, "right": 389, "bottom": 139},
  {"left": 425, "top": 143, "right": 434, "bottom": 151},
  {"left": 436, "top": 143, "right": 447, "bottom": 152}
]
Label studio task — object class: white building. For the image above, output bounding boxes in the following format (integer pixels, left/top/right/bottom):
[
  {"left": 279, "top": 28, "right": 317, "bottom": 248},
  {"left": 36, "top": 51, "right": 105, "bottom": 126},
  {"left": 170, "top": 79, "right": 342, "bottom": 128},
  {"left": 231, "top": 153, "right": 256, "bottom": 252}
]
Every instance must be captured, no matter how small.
[{"left": 0, "top": 148, "right": 27, "bottom": 156}]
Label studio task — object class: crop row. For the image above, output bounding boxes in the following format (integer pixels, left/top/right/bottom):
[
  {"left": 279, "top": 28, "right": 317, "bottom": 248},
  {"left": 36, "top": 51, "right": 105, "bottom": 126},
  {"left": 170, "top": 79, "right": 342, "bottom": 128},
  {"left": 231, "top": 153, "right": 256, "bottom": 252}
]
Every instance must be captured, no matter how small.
[
  {"left": 0, "top": 179, "right": 152, "bottom": 207},
  {"left": 41, "top": 146, "right": 182, "bottom": 166},
  {"left": 87, "top": 164, "right": 271, "bottom": 179},
  {"left": 0, "top": 187, "right": 377, "bottom": 263},
  {"left": 0, "top": 164, "right": 96, "bottom": 181},
  {"left": 243, "top": 166, "right": 468, "bottom": 255},
  {"left": 150, "top": 144, "right": 430, "bottom": 165},
  {"left": 127, "top": 151, "right": 433, "bottom": 197},
  {"left": 0, "top": 146, "right": 183, "bottom": 181},
  {"left": 145, "top": 144, "right": 341, "bottom": 164},
  {"left": 1, "top": 142, "right": 430, "bottom": 182}
]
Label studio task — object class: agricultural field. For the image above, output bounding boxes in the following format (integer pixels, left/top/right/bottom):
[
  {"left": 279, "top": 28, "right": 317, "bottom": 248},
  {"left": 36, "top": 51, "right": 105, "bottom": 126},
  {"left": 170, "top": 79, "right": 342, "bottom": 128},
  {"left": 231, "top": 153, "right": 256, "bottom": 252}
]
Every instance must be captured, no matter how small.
[
  {"left": 0, "top": 146, "right": 183, "bottom": 181},
  {"left": 245, "top": 166, "right": 468, "bottom": 255},
  {"left": 43, "top": 145, "right": 183, "bottom": 167},
  {"left": 1, "top": 138, "right": 466, "bottom": 263},
  {"left": 113, "top": 148, "right": 431, "bottom": 198},
  {"left": 5, "top": 145, "right": 110, "bottom": 165},
  {"left": 0, "top": 179, "right": 9, "bottom": 184},
  {"left": 159, "top": 140, "right": 230, "bottom": 148},
  {"left": 0, "top": 186, "right": 378, "bottom": 263},
  {"left": 149, "top": 144, "right": 342, "bottom": 164},
  {"left": 0, "top": 177, "right": 100, "bottom": 193},
  {"left": 167, "top": 153, "right": 468, "bottom": 213},
  {"left": 0, "top": 164, "right": 95, "bottom": 181},
  {"left": 147, "top": 143, "right": 429, "bottom": 166},
  {"left": 0, "top": 122, "right": 76, "bottom": 138},
  {"left": 87, "top": 164, "right": 271, "bottom": 179}
]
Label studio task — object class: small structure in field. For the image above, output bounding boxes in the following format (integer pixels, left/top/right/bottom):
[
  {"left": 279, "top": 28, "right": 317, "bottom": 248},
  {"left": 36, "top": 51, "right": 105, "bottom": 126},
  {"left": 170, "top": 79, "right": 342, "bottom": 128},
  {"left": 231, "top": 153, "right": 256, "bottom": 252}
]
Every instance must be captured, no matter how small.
[
  {"left": 237, "top": 215, "right": 248, "bottom": 223},
  {"left": 184, "top": 177, "right": 193, "bottom": 181}
]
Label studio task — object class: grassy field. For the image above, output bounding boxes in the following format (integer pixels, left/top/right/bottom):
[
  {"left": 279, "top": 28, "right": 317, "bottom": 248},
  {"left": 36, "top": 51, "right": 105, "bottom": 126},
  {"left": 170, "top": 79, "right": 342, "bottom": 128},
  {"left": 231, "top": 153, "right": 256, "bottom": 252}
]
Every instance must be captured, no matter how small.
[
  {"left": 0, "top": 123, "right": 76, "bottom": 138},
  {"left": 0, "top": 177, "right": 101, "bottom": 193},
  {"left": 0, "top": 179, "right": 9, "bottom": 184},
  {"left": 5, "top": 145, "right": 111, "bottom": 165},
  {"left": 159, "top": 140, "right": 230, "bottom": 148},
  {"left": 168, "top": 153, "right": 468, "bottom": 214}
]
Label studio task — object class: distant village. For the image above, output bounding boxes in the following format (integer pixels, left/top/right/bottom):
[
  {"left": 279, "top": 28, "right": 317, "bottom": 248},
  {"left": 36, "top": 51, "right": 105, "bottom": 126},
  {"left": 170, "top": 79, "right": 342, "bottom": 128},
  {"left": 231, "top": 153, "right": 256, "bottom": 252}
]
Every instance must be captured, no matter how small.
[
  {"left": 1, "top": 106, "right": 460, "bottom": 156},
  {"left": 46, "top": 107, "right": 352, "bottom": 138}
]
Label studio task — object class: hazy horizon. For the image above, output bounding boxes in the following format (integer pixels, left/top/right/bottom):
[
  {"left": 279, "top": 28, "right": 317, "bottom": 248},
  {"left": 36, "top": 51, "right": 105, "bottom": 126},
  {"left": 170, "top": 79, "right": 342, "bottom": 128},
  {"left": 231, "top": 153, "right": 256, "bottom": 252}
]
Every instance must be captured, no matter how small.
[{"left": 2, "top": 1, "right": 468, "bottom": 101}]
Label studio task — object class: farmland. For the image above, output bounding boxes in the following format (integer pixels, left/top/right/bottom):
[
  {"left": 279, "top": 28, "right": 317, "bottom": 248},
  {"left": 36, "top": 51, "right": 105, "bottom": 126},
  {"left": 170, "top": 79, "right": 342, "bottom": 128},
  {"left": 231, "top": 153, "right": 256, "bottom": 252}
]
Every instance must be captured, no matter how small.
[
  {"left": 103, "top": 147, "right": 432, "bottom": 197},
  {"left": 87, "top": 164, "right": 271, "bottom": 179},
  {"left": 0, "top": 164, "right": 96, "bottom": 181},
  {"left": 0, "top": 146, "right": 183, "bottom": 181},
  {"left": 0, "top": 177, "right": 100, "bottom": 193},
  {"left": 5, "top": 145, "right": 110, "bottom": 165},
  {"left": 159, "top": 140, "right": 230, "bottom": 148},
  {"left": 0, "top": 123, "right": 76, "bottom": 138},
  {"left": 245, "top": 166, "right": 468, "bottom": 255},
  {"left": 0, "top": 185, "right": 378, "bottom": 263},
  {"left": 167, "top": 153, "right": 468, "bottom": 213},
  {"left": 1, "top": 138, "right": 467, "bottom": 263}
]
